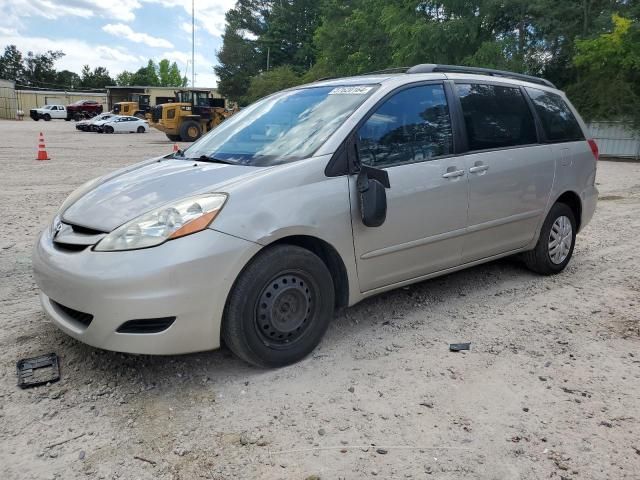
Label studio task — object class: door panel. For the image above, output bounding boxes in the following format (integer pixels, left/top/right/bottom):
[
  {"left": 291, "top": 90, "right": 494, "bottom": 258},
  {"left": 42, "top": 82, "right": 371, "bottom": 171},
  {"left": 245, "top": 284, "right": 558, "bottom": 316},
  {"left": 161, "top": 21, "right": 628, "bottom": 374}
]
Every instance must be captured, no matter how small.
[
  {"left": 462, "top": 146, "right": 554, "bottom": 262},
  {"left": 351, "top": 158, "right": 468, "bottom": 291},
  {"left": 453, "top": 82, "right": 554, "bottom": 262},
  {"left": 348, "top": 83, "right": 468, "bottom": 292}
]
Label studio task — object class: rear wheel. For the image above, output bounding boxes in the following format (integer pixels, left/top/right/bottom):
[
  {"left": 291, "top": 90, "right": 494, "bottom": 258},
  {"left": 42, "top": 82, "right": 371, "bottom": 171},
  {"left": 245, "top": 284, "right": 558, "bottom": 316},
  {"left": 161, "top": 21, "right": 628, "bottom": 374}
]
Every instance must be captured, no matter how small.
[
  {"left": 222, "top": 245, "right": 335, "bottom": 368},
  {"left": 179, "top": 120, "right": 202, "bottom": 142},
  {"left": 523, "top": 202, "right": 576, "bottom": 275},
  {"left": 136, "top": 126, "right": 145, "bottom": 133},
  {"left": 43, "top": 114, "right": 51, "bottom": 121}
]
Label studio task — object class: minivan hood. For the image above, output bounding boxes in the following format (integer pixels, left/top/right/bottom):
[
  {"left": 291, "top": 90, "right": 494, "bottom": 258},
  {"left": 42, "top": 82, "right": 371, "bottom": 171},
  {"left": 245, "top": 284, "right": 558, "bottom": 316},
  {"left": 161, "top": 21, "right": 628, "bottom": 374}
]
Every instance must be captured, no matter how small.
[{"left": 62, "top": 158, "right": 261, "bottom": 231}]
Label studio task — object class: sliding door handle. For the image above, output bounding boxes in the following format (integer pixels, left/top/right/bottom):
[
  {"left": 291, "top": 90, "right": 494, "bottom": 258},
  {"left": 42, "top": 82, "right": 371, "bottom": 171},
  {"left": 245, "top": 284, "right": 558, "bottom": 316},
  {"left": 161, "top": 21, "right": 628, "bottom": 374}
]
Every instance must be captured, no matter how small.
[
  {"left": 442, "top": 169, "right": 465, "bottom": 179},
  {"left": 469, "top": 165, "right": 489, "bottom": 173}
]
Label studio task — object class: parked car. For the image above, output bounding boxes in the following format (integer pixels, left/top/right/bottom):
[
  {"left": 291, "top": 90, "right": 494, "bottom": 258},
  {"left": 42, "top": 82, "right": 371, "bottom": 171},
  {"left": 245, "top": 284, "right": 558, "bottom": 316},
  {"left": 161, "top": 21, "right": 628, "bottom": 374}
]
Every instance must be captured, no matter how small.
[
  {"left": 66, "top": 100, "right": 104, "bottom": 121},
  {"left": 76, "top": 113, "right": 116, "bottom": 132},
  {"left": 92, "top": 115, "right": 122, "bottom": 133},
  {"left": 100, "top": 116, "right": 149, "bottom": 134},
  {"left": 33, "top": 64, "right": 598, "bottom": 367},
  {"left": 30, "top": 105, "right": 67, "bottom": 121}
]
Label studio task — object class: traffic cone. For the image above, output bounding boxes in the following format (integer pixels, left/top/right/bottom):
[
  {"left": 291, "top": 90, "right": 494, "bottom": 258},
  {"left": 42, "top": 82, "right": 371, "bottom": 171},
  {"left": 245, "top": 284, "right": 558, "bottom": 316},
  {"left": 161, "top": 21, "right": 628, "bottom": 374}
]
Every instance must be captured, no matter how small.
[
  {"left": 173, "top": 143, "right": 179, "bottom": 153},
  {"left": 36, "top": 132, "right": 50, "bottom": 161}
]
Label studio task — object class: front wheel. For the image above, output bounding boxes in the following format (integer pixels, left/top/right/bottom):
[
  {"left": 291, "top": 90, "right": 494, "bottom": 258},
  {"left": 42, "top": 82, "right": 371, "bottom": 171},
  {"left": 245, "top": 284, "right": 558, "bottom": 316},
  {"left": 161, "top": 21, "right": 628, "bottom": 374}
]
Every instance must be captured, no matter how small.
[
  {"left": 179, "top": 120, "right": 201, "bottom": 142},
  {"left": 166, "top": 134, "right": 181, "bottom": 142},
  {"left": 43, "top": 114, "right": 51, "bottom": 121},
  {"left": 104, "top": 125, "right": 114, "bottom": 134},
  {"left": 222, "top": 245, "right": 335, "bottom": 368},
  {"left": 523, "top": 202, "right": 576, "bottom": 275}
]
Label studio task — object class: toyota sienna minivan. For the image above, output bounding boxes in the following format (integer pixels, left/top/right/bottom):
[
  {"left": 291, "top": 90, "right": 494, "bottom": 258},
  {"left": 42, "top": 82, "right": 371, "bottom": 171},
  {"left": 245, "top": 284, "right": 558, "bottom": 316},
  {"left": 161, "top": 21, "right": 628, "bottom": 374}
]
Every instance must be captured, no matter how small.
[{"left": 33, "top": 64, "right": 598, "bottom": 367}]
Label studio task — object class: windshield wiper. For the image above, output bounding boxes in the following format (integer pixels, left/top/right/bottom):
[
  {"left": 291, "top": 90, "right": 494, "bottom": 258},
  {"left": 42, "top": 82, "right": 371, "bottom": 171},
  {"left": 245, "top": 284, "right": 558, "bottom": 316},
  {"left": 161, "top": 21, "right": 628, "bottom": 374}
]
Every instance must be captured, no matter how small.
[{"left": 190, "top": 155, "right": 235, "bottom": 164}]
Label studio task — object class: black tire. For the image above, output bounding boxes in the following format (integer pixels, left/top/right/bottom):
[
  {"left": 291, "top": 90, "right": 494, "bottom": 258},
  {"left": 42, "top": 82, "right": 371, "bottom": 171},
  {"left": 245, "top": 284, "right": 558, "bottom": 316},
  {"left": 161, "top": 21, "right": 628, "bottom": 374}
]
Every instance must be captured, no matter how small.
[
  {"left": 137, "top": 126, "right": 145, "bottom": 133},
  {"left": 43, "top": 114, "right": 51, "bottom": 121},
  {"left": 33, "top": 117, "right": 39, "bottom": 121},
  {"left": 166, "top": 134, "right": 181, "bottom": 142},
  {"left": 64, "top": 118, "right": 71, "bottom": 121},
  {"left": 222, "top": 245, "right": 335, "bottom": 368},
  {"left": 179, "top": 120, "right": 201, "bottom": 142},
  {"left": 105, "top": 125, "right": 114, "bottom": 134},
  {"left": 523, "top": 202, "right": 576, "bottom": 275}
]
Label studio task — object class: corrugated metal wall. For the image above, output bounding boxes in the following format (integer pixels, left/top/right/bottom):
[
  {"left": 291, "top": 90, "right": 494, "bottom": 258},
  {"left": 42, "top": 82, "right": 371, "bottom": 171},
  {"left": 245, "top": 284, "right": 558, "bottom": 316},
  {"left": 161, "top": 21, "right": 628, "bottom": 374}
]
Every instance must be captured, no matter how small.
[
  {"left": 0, "top": 79, "right": 18, "bottom": 119},
  {"left": 587, "top": 121, "right": 640, "bottom": 159}
]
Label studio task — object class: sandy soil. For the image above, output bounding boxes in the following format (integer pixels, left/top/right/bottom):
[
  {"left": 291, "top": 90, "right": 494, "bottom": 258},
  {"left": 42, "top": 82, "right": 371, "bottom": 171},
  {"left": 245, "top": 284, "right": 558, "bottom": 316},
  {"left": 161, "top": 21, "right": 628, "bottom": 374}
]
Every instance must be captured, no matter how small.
[{"left": 0, "top": 119, "right": 639, "bottom": 480}]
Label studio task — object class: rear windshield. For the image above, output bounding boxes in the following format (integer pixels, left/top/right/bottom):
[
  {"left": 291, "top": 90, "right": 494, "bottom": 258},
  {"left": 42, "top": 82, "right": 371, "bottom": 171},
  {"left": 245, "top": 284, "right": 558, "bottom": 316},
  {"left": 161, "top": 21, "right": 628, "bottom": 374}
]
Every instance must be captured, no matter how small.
[{"left": 183, "top": 85, "right": 378, "bottom": 166}]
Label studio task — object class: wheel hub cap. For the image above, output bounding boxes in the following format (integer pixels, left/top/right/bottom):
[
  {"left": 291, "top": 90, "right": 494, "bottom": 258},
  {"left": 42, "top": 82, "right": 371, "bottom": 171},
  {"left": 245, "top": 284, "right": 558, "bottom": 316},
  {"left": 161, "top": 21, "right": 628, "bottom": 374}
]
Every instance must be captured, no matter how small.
[
  {"left": 256, "top": 274, "right": 312, "bottom": 345},
  {"left": 548, "top": 215, "right": 572, "bottom": 265}
]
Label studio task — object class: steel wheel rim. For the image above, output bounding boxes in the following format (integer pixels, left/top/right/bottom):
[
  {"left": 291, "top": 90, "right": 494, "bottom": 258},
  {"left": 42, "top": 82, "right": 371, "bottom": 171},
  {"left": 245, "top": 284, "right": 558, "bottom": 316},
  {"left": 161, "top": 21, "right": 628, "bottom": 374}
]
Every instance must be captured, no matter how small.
[
  {"left": 548, "top": 215, "right": 572, "bottom": 265},
  {"left": 188, "top": 126, "right": 198, "bottom": 137},
  {"left": 255, "top": 271, "right": 314, "bottom": 348}
]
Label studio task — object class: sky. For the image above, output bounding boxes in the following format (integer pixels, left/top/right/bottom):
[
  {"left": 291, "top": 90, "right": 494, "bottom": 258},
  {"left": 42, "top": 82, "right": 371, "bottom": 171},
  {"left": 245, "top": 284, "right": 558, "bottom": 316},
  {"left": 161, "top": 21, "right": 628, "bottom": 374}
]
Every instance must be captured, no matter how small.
[{"left": 0, "top": 0, "right": 237, "bottom": 88}]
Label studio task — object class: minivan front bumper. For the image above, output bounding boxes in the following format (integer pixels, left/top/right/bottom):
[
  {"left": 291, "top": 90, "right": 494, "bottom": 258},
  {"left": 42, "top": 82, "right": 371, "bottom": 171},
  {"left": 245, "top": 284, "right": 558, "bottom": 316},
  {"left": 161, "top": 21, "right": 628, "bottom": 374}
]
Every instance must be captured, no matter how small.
[{"left": 33, "top": 227, "right": 260, "bottom": 354}]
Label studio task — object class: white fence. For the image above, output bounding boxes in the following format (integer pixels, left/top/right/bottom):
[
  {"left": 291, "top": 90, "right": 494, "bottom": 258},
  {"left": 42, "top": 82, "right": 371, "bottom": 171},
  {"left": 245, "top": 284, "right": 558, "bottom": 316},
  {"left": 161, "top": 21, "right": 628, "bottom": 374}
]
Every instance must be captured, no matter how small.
[{"left": 587, "top": 121, "right": 640, "bottom": 160}]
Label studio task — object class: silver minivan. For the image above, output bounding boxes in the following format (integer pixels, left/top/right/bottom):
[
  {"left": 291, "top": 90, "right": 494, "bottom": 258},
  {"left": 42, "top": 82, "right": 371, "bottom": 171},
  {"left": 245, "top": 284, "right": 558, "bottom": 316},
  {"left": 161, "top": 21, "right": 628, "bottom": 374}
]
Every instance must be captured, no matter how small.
[{"left": 33, "top": 64, "right": 598, "bottom": 367}]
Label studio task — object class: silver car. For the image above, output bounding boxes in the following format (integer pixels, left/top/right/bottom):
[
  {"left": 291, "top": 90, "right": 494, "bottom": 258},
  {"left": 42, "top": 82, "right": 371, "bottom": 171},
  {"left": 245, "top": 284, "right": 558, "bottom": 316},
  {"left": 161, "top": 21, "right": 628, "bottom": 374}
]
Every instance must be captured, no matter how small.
[{"left": 33, "top": 64, "right": 598, "bottom": 367}]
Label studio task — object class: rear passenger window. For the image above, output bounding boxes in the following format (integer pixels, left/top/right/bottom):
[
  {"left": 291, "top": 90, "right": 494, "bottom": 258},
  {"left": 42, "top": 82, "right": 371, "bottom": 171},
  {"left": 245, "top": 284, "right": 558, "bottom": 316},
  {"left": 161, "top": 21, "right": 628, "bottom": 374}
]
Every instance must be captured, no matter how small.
[
  {"left": 456, "top": 83, "right": 537, "bottom": 151},
  {"left": 357, "top": 84, "right": 453, "bottom": 168},
  {"left": 525, "top": 88, "right": 584, "bottom": 143}
]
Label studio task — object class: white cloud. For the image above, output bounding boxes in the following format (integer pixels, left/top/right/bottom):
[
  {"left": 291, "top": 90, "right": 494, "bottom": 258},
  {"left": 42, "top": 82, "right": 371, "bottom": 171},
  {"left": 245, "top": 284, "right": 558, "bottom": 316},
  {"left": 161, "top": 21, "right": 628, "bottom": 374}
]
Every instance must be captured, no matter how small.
[
  {"left": 1, "top": 0, "right": 142, "bottom": 23},
  {"left": 159, "top": 51, "right": 217, "bottom": 88},
  {"left": 103, "top": 23, "right": 173, "bottom": 49},
  {"left": 0, "top": 34, "right": 146, "bottom": 79},
  {"left": 143, "top": 0, "right": 235, "bottom": 38}
]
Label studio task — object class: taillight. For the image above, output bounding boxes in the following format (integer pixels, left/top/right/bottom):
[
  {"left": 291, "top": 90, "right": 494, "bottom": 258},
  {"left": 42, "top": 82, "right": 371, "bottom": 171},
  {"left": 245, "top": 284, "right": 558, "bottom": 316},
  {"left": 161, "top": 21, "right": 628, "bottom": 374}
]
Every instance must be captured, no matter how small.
[{"left": 587, "top": 139, "right": 599, "bottom": 161}]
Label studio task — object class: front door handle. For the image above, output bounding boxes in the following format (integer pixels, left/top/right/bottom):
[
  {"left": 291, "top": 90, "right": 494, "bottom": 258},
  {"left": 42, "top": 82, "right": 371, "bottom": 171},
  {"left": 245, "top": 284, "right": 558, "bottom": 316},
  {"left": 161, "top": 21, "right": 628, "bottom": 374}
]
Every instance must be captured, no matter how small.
[
  {"left": 442, "top": 168, "right": 465, "bottom": 179},
  {"left": 469, "top": 164, "right": 489, "bottom": 174}
]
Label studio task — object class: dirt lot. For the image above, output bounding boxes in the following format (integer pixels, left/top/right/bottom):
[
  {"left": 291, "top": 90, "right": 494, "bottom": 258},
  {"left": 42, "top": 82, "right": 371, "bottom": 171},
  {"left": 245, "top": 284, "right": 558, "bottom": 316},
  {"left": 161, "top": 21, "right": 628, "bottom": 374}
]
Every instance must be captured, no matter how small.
[{"left": 0, "top": 119, "right": 639, "bottom": 480}]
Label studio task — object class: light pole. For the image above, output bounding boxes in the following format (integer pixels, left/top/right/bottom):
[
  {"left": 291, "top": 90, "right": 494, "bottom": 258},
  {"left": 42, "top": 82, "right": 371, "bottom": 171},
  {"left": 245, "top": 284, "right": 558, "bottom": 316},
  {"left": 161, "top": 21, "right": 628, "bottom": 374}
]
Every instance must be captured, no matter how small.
[{"left": 192, "top": 0, "right": 195, "bottom": 87}]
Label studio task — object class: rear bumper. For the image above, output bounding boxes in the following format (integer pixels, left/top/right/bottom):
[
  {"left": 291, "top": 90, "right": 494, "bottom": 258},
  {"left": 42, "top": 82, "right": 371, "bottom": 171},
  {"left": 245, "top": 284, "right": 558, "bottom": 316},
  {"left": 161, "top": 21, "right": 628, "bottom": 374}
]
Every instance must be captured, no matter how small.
[
  {"left": 580, "top": 184, "right": 598, "bottom": 231},
  {"left": 33, "top": 227, "right": 260, "bottom": 354}
]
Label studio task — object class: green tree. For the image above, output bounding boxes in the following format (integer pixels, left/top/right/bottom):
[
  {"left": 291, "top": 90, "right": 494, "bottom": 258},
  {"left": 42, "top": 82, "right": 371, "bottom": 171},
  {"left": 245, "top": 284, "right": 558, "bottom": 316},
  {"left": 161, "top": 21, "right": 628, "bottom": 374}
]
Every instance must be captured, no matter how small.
[
  {"left": 0, "top": 45, "right": 24, "bottom": 82},
  {"left": 130, "top": 60, "right": 159, "bottom": 86},
  {"left": 567, "top": 14, "right": 640, "bottom": 124},
  {"left": 79, "top": 65, "right": 114, "bottom": 89},
  {"left": 55, "top": 69, "right": 81, "bottom": 89},
  {"left": 22, "top": 49, "right": 64, "bottom": 87},
  {"left": 244, "top": 65, "right": 302, "bottom": 103}
]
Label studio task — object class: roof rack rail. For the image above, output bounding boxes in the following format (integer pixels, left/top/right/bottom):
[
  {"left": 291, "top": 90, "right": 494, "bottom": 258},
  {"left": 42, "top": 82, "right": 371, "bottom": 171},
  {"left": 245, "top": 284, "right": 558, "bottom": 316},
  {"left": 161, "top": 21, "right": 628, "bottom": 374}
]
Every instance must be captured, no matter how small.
[
  {"left": 359, "top": 67, "right": 410, "bottom": 75},
  {"left": 406, "top": 64, "right": 556, "bottom": 88}
]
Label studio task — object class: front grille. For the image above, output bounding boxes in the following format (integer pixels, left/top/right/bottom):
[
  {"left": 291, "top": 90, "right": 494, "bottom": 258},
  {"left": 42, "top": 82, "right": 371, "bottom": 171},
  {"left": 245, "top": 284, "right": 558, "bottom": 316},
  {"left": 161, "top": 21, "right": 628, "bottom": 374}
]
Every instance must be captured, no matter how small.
[
  {"left": 116, "top": 317, "right": 176, "bottom": 334},
  {"left": 151, "top": 105, "right": 162, "bottom": 123},
  {"left": 51, "top": 300, "right": 94, "bottom": 327},
  {"left": 69, "top": 223, "right": 105, "bottom": 235}
]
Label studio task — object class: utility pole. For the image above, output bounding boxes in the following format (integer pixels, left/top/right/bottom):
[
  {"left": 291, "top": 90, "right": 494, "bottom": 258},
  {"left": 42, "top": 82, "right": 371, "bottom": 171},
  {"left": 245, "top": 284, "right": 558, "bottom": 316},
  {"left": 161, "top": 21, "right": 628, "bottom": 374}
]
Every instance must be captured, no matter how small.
[
  {"left": 266, "top": 47, "right": 270, "bottom": 71},
  {"left": 192, "top": 0, "right": 195, "bottom": 87}
]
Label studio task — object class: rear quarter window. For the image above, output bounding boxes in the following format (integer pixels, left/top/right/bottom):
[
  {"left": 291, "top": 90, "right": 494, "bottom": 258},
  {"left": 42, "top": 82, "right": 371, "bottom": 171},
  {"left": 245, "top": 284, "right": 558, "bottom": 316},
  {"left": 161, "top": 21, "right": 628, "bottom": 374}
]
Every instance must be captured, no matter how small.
[{"left": 525, "top": 88, "right": 584, "bottom": 143}]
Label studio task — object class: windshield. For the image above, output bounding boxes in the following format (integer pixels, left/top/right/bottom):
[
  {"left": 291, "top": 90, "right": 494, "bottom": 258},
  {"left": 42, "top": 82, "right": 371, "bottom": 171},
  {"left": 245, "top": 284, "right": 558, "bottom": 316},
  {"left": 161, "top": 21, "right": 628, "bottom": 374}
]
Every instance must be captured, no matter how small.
[{"left": 183, "top": 85, "right": 378, "bottom": 166}]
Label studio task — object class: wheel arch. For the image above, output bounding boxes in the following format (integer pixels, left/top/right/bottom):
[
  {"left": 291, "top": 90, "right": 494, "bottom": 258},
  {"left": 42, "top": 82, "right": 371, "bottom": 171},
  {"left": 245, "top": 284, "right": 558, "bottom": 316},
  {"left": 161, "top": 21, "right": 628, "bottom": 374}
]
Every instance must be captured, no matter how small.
[
  {"left": 228, "top": 234, "right": 350, "bottom": 312},
  {"left": 554, "top": 190, "right": 582, "bottom": 231}
]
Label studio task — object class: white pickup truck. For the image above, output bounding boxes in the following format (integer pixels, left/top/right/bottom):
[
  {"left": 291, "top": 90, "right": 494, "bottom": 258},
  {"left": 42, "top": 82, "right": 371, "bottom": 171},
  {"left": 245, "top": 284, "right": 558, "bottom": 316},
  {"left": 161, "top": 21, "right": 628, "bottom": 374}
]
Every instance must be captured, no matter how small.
[{"left": 30, "top": 105, "right": 68, "bottom": 121}]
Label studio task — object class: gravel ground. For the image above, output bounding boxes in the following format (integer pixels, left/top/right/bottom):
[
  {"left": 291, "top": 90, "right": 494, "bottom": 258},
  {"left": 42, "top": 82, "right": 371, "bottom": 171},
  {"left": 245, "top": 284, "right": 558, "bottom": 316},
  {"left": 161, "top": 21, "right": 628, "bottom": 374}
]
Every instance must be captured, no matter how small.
[{"left": 1, "top": 119, "right": 639, "bottom": 480}]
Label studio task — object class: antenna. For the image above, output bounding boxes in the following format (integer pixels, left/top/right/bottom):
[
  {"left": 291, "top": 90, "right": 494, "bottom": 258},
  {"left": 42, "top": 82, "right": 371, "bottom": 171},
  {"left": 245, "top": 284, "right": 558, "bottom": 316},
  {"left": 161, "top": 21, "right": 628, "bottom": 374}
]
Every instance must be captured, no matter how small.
[{"left": 192, "top": 0, "right": 195, "bottom": 87}]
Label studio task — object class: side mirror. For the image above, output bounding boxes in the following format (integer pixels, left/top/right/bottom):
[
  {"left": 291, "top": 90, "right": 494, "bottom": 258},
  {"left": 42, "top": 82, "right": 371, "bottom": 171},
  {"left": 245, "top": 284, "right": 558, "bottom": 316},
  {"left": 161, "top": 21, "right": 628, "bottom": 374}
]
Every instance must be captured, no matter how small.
[{"left": 357, "top": 166, "right": 390, "bottom": 227}]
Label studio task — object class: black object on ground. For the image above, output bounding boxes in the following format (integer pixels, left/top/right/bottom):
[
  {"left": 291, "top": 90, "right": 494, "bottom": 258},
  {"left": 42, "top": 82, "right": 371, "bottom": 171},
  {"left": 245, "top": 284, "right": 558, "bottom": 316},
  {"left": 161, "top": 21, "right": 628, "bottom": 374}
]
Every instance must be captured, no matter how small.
[
  {"left": 449, "top": 342, "right": 471, "bottom": 352},
  {"left": 17, "top": 353, "right": 60, "bottom": 388}
]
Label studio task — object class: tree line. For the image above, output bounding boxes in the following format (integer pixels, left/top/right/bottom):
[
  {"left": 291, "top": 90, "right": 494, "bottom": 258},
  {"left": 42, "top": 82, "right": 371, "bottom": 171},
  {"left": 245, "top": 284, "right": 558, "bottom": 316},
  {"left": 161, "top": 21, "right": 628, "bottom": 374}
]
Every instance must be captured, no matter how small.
[
  {"left": 215, "top": 0, "right": 640, "bottom": 123},
  {"left": 0, "top": 45, "right": 187, "bottom": 89}
]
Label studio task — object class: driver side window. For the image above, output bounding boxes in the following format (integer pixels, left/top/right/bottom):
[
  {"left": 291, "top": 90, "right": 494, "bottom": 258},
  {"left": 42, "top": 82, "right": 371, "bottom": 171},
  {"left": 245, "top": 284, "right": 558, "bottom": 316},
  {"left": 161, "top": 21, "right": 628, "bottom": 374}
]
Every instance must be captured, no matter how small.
[{"left": 357, "top": 84, "right": 453, "bottom": 168}]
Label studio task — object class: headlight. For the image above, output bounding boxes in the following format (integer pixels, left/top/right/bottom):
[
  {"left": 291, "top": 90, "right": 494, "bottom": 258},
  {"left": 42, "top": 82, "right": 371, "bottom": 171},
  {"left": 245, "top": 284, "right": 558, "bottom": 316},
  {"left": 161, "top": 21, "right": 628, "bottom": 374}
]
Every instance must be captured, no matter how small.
[{"left": 94, "top": 194, "right": 227, "bottom": 252}]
